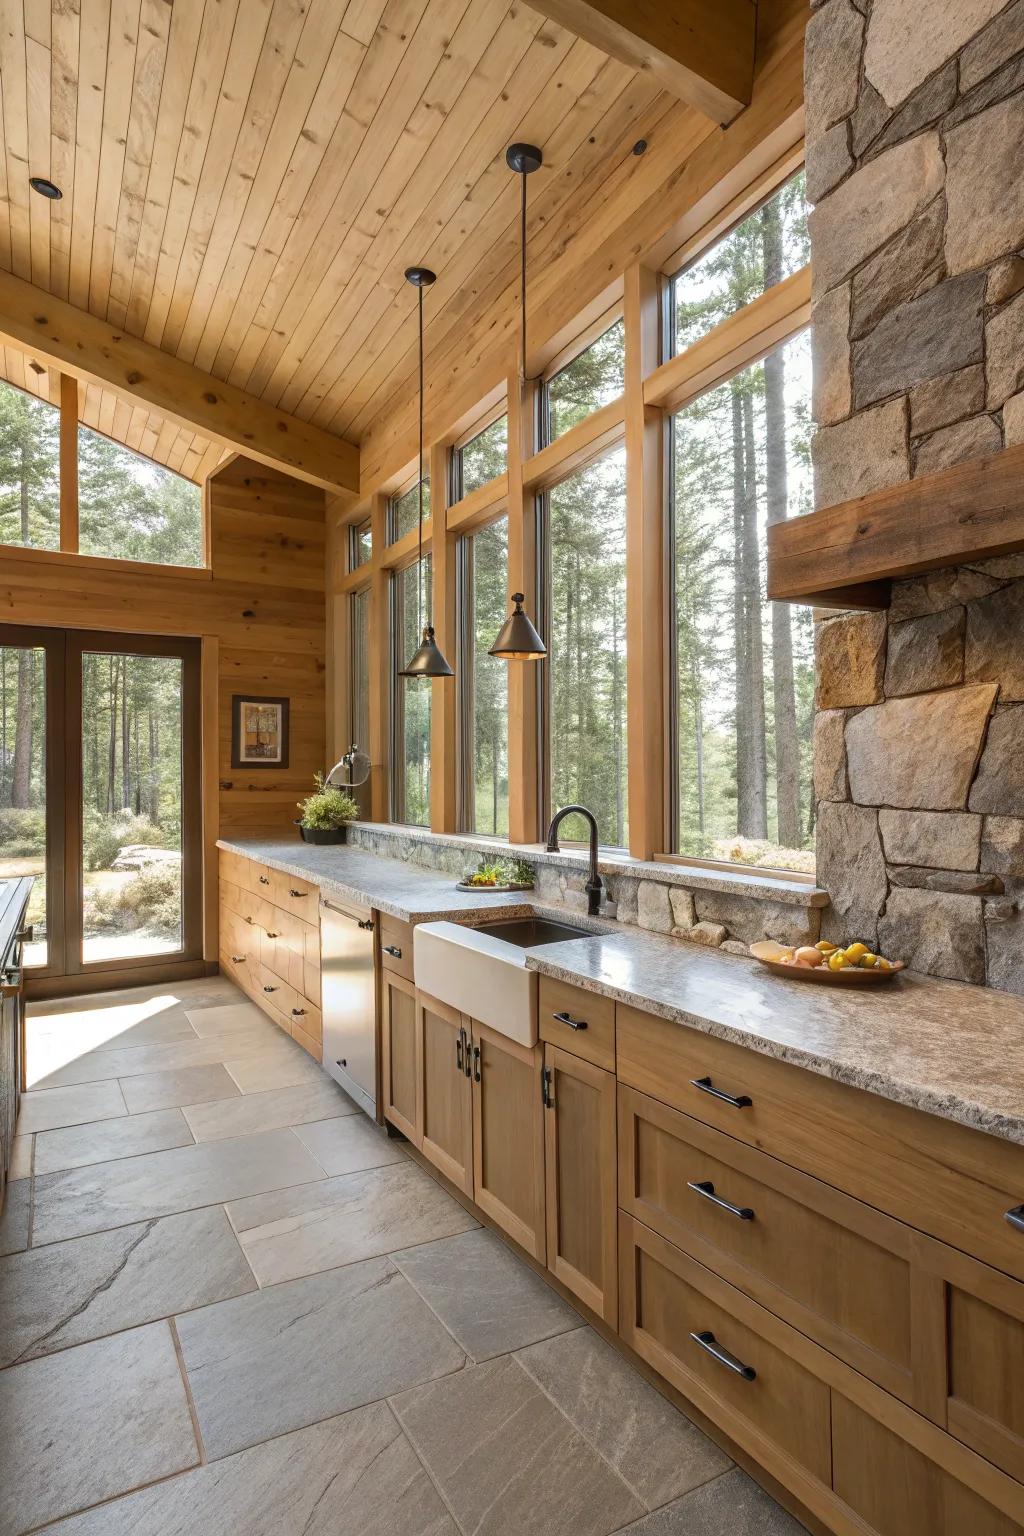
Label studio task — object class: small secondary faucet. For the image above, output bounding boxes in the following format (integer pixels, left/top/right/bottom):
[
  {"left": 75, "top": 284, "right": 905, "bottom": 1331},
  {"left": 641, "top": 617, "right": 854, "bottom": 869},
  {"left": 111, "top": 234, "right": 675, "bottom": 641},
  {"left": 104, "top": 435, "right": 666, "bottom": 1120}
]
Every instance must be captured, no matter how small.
[{"left": 546, "top": 804, "right": 603, "bottom": 916}]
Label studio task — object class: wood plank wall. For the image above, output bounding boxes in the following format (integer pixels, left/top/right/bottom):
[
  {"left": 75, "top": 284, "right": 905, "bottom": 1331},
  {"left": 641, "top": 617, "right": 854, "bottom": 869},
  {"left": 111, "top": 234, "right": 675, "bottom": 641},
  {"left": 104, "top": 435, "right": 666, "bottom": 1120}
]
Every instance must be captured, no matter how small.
[{"left": 0, "top": 455, "right": 325, "bottom": 953}]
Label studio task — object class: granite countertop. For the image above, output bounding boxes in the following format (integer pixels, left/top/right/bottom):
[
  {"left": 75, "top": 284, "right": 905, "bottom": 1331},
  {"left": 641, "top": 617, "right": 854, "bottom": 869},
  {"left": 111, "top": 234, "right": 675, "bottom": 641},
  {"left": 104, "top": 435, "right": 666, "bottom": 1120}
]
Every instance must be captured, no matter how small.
[{"left": 219, "top": 837, "right": 1024, "bottom": 1147}]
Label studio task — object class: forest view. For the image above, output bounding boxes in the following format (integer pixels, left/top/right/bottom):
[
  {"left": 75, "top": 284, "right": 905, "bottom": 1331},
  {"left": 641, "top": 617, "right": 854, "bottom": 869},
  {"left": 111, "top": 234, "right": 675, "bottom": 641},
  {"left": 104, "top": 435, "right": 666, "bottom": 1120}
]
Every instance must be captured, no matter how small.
[
  {"left": 393, "top": 556, "right": 432, "bottom": 824},
  {"left": 670, "top": 173, "right": 814, "bottom": 871},
  {"left": 0, "top": 375, "right": 200, "bottom": 965}
]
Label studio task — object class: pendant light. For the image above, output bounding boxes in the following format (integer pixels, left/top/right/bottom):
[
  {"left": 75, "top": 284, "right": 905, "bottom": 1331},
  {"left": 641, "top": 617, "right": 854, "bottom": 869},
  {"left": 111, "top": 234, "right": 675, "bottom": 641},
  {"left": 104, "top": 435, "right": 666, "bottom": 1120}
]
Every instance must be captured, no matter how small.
[
  {"left": 490, "top": 145, "right": 547, "bottom": 663},
  {"left": 399, "top": 265, "right": 453, "bottom": 680}
]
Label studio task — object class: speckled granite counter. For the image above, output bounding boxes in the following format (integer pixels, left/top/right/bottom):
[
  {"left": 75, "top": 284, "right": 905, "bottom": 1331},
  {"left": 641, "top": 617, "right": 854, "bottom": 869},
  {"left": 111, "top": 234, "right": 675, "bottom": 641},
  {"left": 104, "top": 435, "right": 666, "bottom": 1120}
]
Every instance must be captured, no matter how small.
[{"left": 218, "top": 837, "right": 1024, "bottom": 1146}]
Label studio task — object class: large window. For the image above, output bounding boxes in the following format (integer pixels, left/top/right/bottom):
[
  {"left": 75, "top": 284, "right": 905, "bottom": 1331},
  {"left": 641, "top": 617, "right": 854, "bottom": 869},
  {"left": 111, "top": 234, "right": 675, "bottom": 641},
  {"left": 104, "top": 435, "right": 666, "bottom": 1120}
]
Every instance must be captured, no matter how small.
[
  {"left": 349, "top": 587, "right": 370, "bottom": 754},
  {"left": 669, "top": 173, "right": 809, "bottom": 355},
  {"left": 670, "top": 329, "right": 814, "bottom": 873},
  {"left": 543, "top": 319, "right": 625, "bottom": 444},
  {"left": 545, "top": 445, "right": 628, "bottom": 848},
  {"left": 454, "top": 416, "right": 507, "bottom": 499},
  {"left": 390, "top": 479, "right": 429, "bottom": 543},
  {"left": 459, "top": 517, "right": 509, "bottom": 836},
  {"left": 78, "top": 427, "right": 202, "bottom": 567},
  {"left": 349, "top": 518, "right": 372, "bottom": 570},
  {"left": 391, "top": 558, "right": 431, "bottom": 825},
  {"left": 0, "top": 378, "right": 60, "bottom": 550}
]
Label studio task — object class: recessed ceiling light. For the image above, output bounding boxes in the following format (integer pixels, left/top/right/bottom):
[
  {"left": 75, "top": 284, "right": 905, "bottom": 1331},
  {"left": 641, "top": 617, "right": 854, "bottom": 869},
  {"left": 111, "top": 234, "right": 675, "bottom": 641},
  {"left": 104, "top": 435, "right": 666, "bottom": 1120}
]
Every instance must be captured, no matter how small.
[{"left": 29, "top": 176, "right": 62, "bottom": 200}]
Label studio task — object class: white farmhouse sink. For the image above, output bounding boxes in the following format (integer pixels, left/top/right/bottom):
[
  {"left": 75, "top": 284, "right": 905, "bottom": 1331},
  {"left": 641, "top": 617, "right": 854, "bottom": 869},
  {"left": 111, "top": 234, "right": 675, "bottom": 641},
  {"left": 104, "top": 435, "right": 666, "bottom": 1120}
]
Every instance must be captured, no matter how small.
[{"left": 413, "top": 917, "right": 591, "bottom": 1046}]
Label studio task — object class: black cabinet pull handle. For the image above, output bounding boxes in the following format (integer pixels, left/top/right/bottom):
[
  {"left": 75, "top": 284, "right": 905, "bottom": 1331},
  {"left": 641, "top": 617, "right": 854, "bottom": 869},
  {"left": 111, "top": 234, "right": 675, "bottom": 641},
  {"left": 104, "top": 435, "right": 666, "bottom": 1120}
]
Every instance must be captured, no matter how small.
[
  {"left": 259, "top": 875, "right": 270, "bottom": 885},
  {"left": 688, "top": 1179, "right": 754, "bottom": 1221},
  {"left": 245, "top": 916, "right": 254, "bottom": 925},
  {"left": 263, "top": 985, "right": 278, "bottom": 993},
  {"left": 552, "top": 1010, "right": 587, "bottom": 1031},
  {"left": 384, "top": 945, "right": 403, "bottom": 958},
  {"left": 456, "top": 1032, "right": 464, "bottom": 1074},
  {"left": 230, "top": 955, "right": 246, "bottom": 964},
  {"left": 291, "top": 1008, "right": 305, "bottom": 1017},
  {"left": 463, "top": 1029, "right": 472, "bottom": 1078},
  {"left": 473, "top": 1044, "right": 481, "bottom": 1083},
  {"left": 541, "top": 1066, "right": 554, "bottom": 1108},
  {"left": 266, "top": 931, "right": 280, "bottom": 939},
  {"left": 358, "top": 918, "right": 374, "bottom": 931},
  {"left": 690, "top": 1330, "right": 756, "bottom": 1381},
  {"left": 691, "top": 1075, "right": 752, "bottom": 1109},
  {"left": 1005, "top": 1204, "right": 1024, "bottom": 1233},
  {"left": 289, "top": 889, "right": 306, "bottom": 897}
]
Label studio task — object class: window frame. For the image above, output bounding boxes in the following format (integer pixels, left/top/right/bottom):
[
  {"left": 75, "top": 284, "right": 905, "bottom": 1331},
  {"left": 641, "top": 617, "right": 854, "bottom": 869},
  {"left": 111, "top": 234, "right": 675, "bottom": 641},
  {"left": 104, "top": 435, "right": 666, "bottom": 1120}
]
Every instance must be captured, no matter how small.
[
  {"left": 388, "top": 553, "right": 432, "bottom": 827},
  {"left": 347, "top": 583, "right": 371, "bottom": 756},
  {"left": 449, "top": 405, "right": 509, "bottom": 507},
  {"left": 538, "top": 303, "right": 625, "bottom": 451},
  {"left": 387, "top": 475, "right": 429, "bottom": 546},
  {"left": 348, "top": 516, "right": 372, "bottom": 573},
  {"left": 455, "top": 509, "right": 511, "bottom": 839}
]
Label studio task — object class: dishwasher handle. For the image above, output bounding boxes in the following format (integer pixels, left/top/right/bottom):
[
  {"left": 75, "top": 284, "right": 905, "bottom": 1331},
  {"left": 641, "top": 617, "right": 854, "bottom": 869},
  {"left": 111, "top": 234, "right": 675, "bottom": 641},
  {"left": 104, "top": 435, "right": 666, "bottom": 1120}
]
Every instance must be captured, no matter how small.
[{"left": 321, "top": 899, "right": 375, "bottom": 932}]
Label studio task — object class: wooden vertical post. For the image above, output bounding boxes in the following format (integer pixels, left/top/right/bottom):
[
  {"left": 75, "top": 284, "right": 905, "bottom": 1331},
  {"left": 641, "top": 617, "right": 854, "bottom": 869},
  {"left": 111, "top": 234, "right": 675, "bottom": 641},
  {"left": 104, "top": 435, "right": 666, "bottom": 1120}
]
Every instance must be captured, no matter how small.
[
  {"left": 429, "top": 441, "right": 458, "bottom": 831},
  {"left": 200, "top": 634, "right": 220, "bottom": 961},
  {"left": 368, "top": 492, "right": 390, "bottom": 821},
  {"left": 59, "top": 372, "right": 79, "bottom": 553},
  {"left": 506, "top": 367, "right": 541, "bottom": 845},
  {"left": 624, "top": 265, "right": 667, "bottom": 859}
]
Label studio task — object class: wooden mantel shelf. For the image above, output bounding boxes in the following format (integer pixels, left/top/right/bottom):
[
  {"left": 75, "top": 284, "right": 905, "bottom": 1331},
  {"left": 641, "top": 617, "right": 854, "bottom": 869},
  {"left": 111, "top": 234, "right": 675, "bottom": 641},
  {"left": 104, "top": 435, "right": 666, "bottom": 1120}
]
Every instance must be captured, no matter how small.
[{"left": 767, "top": 442, "right": 1024, "bottom": 609}]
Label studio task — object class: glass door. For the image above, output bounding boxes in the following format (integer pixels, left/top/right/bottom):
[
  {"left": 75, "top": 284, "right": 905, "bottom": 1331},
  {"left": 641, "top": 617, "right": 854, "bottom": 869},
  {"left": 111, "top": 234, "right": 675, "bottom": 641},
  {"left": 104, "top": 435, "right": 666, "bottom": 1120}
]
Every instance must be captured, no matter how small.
[{"left": 0, "top": 625, "right": 202, "bottom": 985}]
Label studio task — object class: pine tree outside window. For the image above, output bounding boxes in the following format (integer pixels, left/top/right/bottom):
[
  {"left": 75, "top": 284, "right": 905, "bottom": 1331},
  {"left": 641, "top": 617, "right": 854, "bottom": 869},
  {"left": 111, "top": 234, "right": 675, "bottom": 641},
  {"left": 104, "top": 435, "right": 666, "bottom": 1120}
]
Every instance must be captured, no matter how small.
[
  {"left": 0, "top": 378, "right": 60, "bottom": 551},
  {"left": 389, "top": 479, "right": 429, "bottom": 543},
  {"left": 543, "top": 444, "right": 628, "bottom": 850},
  {"left": 667, "top": 173, "right": 814, "bottom": 876},
  {"left": 543, "top": 320, "right": 625, "bottom": 445},
  {"left": 457, "top": 516, "right": 509, "bottom": 836},
  {"left": 391, "top": 556, "right": 432, "bottom": 825},
  {"left": 453, "top": 416, "right": 507, "bottom": 500},
  {"left": 78, "top": 427, "right": 202, "bottom": 567},
  {"left": 350, "top": 587, "right": 371, "bottom": 757}
]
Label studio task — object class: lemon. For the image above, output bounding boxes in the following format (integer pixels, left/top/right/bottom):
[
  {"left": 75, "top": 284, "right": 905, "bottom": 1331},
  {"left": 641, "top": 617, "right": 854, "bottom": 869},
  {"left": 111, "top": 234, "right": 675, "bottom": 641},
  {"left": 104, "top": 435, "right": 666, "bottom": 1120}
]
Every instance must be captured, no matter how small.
[
  {"left": 815, "top": 941, "right": 837, "bottom": 954},
  {"left": 828, "top": 951, "right": 848, "bottom": 972},
  {"left": 859, "top": 954, "right": 877, "bottom": 968},
  {"left": 876, "top": 957, "right": 893, "bottom": 972},
  {"left": 845, "top": 942, "right": 867, "bottom": 960}
]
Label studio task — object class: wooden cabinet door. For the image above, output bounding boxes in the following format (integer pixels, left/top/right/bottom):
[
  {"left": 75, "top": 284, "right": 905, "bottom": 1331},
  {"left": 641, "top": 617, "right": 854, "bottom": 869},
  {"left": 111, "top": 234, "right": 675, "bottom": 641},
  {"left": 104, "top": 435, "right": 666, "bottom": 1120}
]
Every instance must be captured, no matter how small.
[
  {"left": 420, "top": 992, "right": 473, "bottom": 1195},
  {"left": 382, "top": 971, "right": 421, "bottom": 1147},
  {"left": 946, "top": 1264, "right": 1024, "bottom": 1483},
  {"left": 470, "top": 1020, "right": 545, "bottom": 1261},
  {"left": 544, "top": 1044, "right": 617, "bottom": 1323},
  {"left": 832, "top": 1394, "right": 1021, "bottom": 1536}
]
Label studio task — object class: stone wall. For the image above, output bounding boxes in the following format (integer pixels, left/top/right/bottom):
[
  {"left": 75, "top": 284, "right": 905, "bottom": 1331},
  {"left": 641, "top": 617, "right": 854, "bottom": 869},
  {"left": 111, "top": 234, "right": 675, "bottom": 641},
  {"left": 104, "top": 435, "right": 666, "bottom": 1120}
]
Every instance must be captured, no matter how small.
[
  {"left": 806, "top": 0, "right": 1024, "bottom": 990},
  {"left": 815, "top": 570, "right": 1024, "bottom": 987}
]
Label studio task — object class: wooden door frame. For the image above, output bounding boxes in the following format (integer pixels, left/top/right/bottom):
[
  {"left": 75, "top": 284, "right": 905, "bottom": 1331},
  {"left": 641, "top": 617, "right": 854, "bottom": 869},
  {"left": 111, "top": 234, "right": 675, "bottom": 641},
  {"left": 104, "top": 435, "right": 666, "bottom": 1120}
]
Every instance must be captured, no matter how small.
[{"left": 0, "top": 624, "right": 206, "bottom": 994}]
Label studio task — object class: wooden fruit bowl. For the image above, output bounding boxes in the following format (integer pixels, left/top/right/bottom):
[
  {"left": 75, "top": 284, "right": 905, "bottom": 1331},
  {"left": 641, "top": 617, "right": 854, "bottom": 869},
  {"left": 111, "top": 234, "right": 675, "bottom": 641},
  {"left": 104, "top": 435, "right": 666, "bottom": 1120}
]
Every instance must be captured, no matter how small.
[{"left": 749, "top": 940, "right": 905, "bottom": 985}]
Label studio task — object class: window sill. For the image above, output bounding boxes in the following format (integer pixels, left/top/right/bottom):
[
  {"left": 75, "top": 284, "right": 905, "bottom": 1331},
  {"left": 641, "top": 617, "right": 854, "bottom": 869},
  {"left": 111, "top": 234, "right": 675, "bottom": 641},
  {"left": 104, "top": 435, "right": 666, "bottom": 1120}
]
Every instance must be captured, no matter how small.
[{"left": 356, "top": 822, "right": 827, "bottom": 909}]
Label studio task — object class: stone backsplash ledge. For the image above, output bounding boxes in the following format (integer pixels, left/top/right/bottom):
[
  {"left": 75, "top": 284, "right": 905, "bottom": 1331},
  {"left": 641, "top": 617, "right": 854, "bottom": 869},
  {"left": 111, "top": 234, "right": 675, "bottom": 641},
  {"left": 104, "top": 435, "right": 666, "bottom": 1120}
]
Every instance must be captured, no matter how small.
[
  {"left": 345, "top": 823, "right": 828, "bottom": 953},
  {"left": 815, "top": 563, "right": 1024, "bottom": 989}
]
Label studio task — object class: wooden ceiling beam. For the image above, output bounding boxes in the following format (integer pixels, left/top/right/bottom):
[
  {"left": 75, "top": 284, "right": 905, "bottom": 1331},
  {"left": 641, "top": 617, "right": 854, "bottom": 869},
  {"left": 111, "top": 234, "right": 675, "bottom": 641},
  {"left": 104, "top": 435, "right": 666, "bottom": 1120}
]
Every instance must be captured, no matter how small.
[
  {"left": 0, "top": 270, "right": 360, "bottom": 496},
  {"left": 521, "top": 0, "right": 756, "bottom": 123}
]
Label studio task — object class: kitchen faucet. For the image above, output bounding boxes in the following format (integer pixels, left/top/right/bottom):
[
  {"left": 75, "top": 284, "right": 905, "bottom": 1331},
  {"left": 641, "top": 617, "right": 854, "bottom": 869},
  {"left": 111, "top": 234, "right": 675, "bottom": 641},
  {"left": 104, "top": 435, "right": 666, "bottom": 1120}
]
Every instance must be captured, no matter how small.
[{"left": 545, "top": 804, "right": 604, "bottom": 916}]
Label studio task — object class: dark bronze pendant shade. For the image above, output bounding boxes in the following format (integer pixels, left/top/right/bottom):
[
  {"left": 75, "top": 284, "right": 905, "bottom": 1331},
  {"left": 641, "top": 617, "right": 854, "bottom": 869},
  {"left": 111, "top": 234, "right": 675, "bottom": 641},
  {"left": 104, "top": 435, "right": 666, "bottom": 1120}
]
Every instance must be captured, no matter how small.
[
  {"left": 398, "top": 265, "right": 453, "bottom": 680},
  {"left": 489, "top": 592, "right": 546, "bottom": 660},
  {"left": 401, "top": 624, "right": 454, "bottom": 678}
]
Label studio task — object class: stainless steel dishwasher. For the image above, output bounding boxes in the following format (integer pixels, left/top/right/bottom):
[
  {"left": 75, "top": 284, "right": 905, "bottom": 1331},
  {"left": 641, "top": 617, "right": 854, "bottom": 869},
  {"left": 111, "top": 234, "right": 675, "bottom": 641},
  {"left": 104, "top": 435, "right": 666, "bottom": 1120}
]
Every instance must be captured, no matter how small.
[{"left": 320, "top": 897, "right": 377, "bottom": 1118}]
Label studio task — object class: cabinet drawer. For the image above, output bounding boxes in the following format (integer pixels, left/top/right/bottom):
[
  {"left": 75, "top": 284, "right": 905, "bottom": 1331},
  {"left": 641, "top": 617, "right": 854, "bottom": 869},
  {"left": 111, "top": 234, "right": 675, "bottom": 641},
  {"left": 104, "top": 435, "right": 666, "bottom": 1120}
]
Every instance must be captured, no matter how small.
[
  {"left": 620, "top": 1213, "right": 831, "bottom": 1485},
  {"left": 379, "top": 915, "right": 414, "bottom": 982},
  {"left": 219, "top": 848, "right": 266, "bottom": 897},
  {"left": 267, "top": 867, "right": 318, "bottom": 914},
  {"left": 252, "top": 962, "right": 321, "bottom": 1042},
  {"left": 539, "top": 975, "right": 614, "bottom": 1070},
  {"left": 947, "top": 1265, "right": 1024, "bottom": 1483},
  {"left": 832, "top": 1394, "right": 1022, "bottom": 1536},
  {"left": 618, "top": 1084, "right": 916, "bottom": 1405},
  {"left": 617, "top": 1004, "right": 1024, "bottom": 1282}
]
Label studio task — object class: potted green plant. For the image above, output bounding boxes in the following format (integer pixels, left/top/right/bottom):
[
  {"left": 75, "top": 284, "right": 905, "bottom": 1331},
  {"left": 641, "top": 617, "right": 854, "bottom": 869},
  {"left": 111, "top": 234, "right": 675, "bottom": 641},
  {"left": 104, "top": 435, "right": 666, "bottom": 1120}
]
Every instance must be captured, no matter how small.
[{"left": 295, "top": 773, "right": 359, "bottom": 844}]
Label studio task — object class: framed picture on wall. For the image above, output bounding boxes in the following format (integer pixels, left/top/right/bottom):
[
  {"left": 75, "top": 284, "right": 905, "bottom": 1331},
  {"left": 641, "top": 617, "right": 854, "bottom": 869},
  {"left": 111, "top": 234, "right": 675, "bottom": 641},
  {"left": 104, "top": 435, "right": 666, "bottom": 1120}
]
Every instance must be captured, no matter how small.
[{"left": 231, "top": 695, "right": 290, "bottom": 769}]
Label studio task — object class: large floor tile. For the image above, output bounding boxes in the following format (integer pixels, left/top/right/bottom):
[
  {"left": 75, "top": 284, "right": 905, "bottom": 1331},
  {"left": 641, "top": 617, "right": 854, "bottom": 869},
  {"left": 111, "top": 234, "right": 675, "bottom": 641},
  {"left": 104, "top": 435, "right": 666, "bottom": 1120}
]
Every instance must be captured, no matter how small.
[
  {"left": 34, "top": 1108, "right": 194, "bottom": 1176},
  {"left": 293, "top": 1112, "right": 406, "bottom": 1174},
  {"left": 34, "top": 1404, "right": 458, "bottom": 1536},
  {"left": 0, "top": 1322, "right": 198, "bottom": 1534},
  {"left": 32, "top": 1128, "right": 324, "bottom": 1245},
  {"left": 393, "top": 1227, "right": 579, "bottom": 1362},
  {"left": 182, "top": 1077, "right": 355, "bottom": 1142},
  {"left": 17, "top": 1080, "right": 126, "bottom": 1134},
  {"left": 120, "top": 1063, "right": 240, "bottom": 1114},
  {"left": 392, "top": 1354, "right": 644, "bottom": 1536},
  {"left": 224, "top": 1045, "right": 325, "bottom": 1094},
  {"left": 33, "top": 1033, "right": 294, "bottom": 1091},
  {"left": 517, "top": 1327, "right": 731, "bottom": 1509},
  {"left": 176, "top": 1255, "right": 466, "bottom": 1459},
  {"left": 184, "top": 1001, "right": 281, "bottom": 1040},
  {"left": 614, "top": 1470, "right": 808, "bottom": 1535},
  {"left": 0, "top": 1179, "right": 30, "bottom": 1256},
  {"left": 0, "top": 1206, "right": 256, "bottom": 1366},
  {"left": 226, "top": 1160, "right": 478, "bottom": 1285}
]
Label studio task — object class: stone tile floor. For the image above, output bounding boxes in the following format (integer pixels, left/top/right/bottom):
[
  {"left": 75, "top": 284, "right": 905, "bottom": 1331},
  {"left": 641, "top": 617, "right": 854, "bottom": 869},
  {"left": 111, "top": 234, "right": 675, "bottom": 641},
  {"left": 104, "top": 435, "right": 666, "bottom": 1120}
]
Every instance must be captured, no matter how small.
[{"left": 0, "top": 977, "right": 809, "bottom": 1535}]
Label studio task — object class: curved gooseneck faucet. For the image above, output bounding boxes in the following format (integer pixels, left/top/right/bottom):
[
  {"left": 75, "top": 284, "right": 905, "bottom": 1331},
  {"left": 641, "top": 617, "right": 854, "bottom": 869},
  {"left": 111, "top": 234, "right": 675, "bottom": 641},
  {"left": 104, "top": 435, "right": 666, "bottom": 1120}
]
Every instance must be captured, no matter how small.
[{"left": 545, "top": 804, "right": 603, "bottom": 916}]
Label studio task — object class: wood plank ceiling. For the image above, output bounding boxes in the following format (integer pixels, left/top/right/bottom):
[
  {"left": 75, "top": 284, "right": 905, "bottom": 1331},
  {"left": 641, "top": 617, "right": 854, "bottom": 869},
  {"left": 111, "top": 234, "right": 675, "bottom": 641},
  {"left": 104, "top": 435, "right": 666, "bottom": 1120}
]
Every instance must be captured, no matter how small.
[{"left": 0, "top": 0, "right": 657, "bottom": 478}]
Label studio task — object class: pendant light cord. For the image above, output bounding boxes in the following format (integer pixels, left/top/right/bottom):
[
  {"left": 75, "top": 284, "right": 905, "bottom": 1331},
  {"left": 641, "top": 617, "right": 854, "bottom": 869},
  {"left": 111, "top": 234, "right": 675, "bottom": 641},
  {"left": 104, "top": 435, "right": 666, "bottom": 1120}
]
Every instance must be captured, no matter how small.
[
  {"left": 417, "top": 282, "right": 425, "bottom": 635},
  {"left": 520, "top": 170, "right": 528, "bottom": 383}
]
